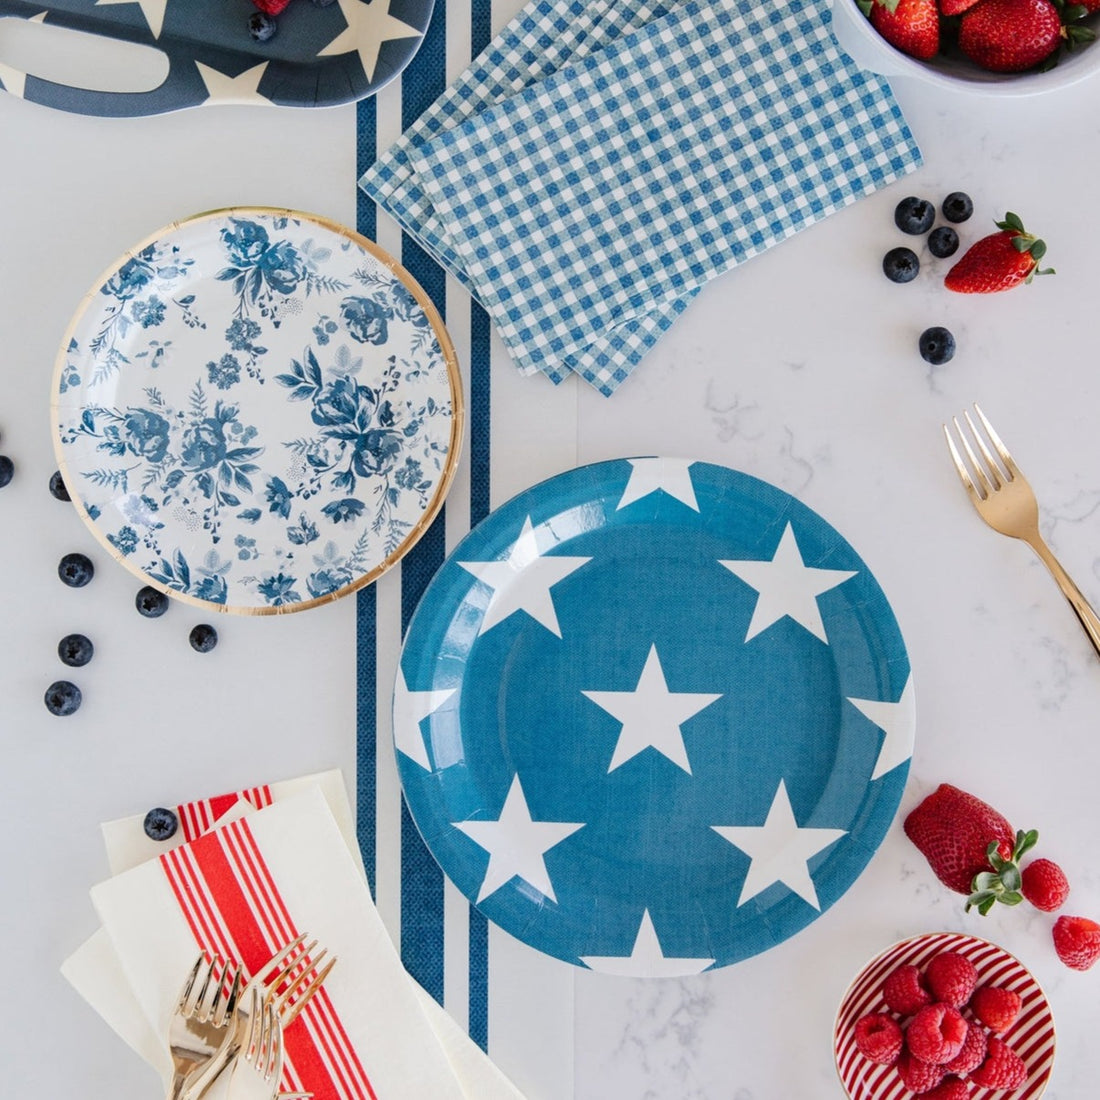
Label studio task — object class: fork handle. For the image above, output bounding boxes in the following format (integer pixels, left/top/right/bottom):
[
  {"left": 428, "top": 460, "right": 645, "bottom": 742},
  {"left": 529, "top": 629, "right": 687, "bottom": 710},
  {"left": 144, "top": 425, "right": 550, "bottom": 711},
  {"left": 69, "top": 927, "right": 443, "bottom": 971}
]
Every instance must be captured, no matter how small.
[{"left": 1030, "top": 537, "right": 1100, "bottom": 660}]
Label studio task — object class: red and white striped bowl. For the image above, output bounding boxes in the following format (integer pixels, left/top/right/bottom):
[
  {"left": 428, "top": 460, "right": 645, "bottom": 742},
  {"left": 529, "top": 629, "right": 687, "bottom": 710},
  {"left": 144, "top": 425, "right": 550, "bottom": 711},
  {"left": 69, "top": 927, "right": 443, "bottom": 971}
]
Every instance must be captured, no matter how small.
[{"left": 834, "top": 932, "right": 1055, "bottom": 1100}]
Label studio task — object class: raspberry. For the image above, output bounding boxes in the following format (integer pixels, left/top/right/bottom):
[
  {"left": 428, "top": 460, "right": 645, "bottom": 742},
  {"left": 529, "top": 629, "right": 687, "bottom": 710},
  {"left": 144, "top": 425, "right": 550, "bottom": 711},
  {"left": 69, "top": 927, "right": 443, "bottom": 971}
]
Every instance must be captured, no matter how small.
[
  {"left": 882, "top": 963, "right": 933, "bottom": 1015},
  {"left": 1021, "top": 858, "right": 1070, "bottom": 911},
  {"left": 926, "top": 951, "right": 977, "bottom": 1007},
  {"left": 971, "top": 1036, "right": 1028, "bottom": 1089},
  {"left": 253, "top": 0, "right": 292, "bottom": 11},
  {"left": 1052, "top": 915, "right": 1100, "bottom": 971},
  {"left": 853, "top": 1013, "right": 904, "bottom": 1066},
  {"left": 942, "top": 1017, "right": 987, "bottom": 1074},
  {"left": 906, "top": 1003, "right": 969, "bottom": 1064},
  {"left": 970, "top": 985, "right": 1022, "bottom": 1032},
  {"left": 896, "top": 1047, "right": 946, "bottom": 1094},
  {"left": 923, "top": 1079, "right": 969, "bottom": 1100}
]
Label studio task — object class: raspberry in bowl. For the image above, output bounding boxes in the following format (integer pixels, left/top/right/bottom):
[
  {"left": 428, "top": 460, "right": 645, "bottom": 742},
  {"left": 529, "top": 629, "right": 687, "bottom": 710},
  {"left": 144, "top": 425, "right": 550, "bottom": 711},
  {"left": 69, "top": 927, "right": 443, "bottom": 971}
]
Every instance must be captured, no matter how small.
[
  {"left": 834, "top": 932, "right": 1055, "bottom": 1098},
  {"left": 830, "top": 0, "right": 1100, "bottom": 96}
]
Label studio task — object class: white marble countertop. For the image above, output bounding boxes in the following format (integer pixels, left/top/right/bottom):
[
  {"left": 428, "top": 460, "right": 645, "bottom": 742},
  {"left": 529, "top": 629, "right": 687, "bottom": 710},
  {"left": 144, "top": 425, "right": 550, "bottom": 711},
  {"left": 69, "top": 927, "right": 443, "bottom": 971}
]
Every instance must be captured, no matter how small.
[{"left": 3, "top": 6, "right": 1100, "bottom": 1098}]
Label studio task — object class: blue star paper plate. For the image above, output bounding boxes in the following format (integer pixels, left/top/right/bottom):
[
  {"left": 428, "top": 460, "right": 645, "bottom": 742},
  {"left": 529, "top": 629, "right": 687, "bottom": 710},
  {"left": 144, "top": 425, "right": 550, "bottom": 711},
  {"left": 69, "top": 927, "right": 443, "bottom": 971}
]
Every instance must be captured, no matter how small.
[
  {"left": 394, "top": 458, "right": 915, "bottom": 975},
  {"left": 0, "top": 0, "right": 432, "bottom": 116}
]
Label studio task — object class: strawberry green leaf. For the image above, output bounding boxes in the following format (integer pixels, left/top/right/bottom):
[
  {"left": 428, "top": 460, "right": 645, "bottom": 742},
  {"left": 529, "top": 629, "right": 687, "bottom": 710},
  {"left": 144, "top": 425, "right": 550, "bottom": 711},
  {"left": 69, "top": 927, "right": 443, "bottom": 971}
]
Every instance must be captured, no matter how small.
[
  {"left": 1001, "top": 865, "right": 1022, "bottom": 891},
  {"left": 1000, "top": 891, "right": 1024, "bottom": 906},
  {"left": 1012, "top": 236, "right": 1032, "bottom": 252},
  {"left": 1003, "top": 211, "right": 1026, "bottom": 233},
  {"left": 1029, "top": 241, "right": 1047, "bottom": 261},
  {"left": 857, "top": 0, "right": 874, "bottom": 15},
  {"left": 1064, "top": 4, "right": 1088, "bottom": 18}
]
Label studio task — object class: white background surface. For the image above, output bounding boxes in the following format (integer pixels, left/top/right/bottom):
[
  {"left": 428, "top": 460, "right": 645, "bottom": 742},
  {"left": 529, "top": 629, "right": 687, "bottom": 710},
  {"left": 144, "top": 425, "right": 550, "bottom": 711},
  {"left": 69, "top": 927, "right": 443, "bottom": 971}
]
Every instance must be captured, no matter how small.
[{"left": 3, "top": 7, "right": 1100, "bottom": 1099}]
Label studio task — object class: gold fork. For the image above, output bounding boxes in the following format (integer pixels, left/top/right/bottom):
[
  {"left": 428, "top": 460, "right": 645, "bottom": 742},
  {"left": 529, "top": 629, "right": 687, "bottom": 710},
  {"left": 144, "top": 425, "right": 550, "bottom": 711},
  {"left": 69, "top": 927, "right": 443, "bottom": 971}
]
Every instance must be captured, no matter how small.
[{"left": 944, "top": 403, "right": 1100, "bottom": 659}]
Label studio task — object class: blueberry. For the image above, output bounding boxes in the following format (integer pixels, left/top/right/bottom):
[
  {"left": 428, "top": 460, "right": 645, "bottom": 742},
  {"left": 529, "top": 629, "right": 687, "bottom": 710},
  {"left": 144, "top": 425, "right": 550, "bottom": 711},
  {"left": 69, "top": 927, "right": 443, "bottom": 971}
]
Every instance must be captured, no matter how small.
[
  {"left": 942, "top": 191, "right": 974, "bottom": 223},
  {"left": 883, "top": 246, "right": 920, "bottom": 283},
  {"left": 0, "top": 454, "right": 13, "bottom": 488},
  {"left": 189, "top": 623, "right": 219, "bottom": 653},
  {"left": 919, "top": 326, "right": 957, "bottom": 365},
  {"left": 49, "top": 470, "right": 70, "bottom": 501},
  {"left": 58, "top": 633, "right": 94, "bottom": 667},
  {"left": 928, "top": 226, "right": 960, "bottom": 259},
  {"left": 44, "top": 680, "right": 82, "bottom": 716},
  {"left": 58, "top": 552, "right": 94, "bottom": 587},
  {"left": 136, "top": 585, "right": 170, "bottom": 618},
  {"left": 894, "top": 196, "right": 936, "bottom": 235},
  {"left": 143, "top": 806, "right": 178, "bottom": 842},
  {"left": 248, "top": 11, "right": 278, "bottom": 41}
]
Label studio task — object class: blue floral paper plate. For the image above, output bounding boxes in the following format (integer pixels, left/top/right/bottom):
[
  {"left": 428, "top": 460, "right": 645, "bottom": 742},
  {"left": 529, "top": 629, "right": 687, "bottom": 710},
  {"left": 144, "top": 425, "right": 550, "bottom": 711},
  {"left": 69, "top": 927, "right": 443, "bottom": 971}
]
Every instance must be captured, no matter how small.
[
  {"left": 393, "top": 458, "right": 914, "bottom": 974},
  {"left": 0, "top": 0, "right": 433, "bottom": 116},
  {"left": 52, "top": 208, "right": 461, "bottom": 614}
]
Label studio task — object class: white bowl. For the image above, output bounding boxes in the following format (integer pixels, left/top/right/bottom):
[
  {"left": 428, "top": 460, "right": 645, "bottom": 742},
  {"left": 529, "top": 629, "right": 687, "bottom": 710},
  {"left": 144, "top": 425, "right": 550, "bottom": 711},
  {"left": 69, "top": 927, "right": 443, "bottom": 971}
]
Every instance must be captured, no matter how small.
[{"left": 830, "top": 0, "right": 1100, "bottom": 96}]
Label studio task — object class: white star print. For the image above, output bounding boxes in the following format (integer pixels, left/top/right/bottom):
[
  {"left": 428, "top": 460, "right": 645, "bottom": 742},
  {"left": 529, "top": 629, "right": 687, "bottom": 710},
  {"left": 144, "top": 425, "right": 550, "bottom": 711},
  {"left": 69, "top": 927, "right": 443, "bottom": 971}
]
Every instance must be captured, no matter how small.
[
  {"left": 392, "top": 668, "right": 455, "bottom": 770},
  {"left": 582, "top": 645, "right": 721, "bottom": 774},
  {"left": 712, "top": 780, "right": 847, "bottom": 909},
  {"left": 847, "top": 675, "right": 915, "bottom": 780},
  {"left": 457, "top": 516, "right": 590, "bottom": 637},
  {"left": 580, "top": 909, "right": 715, "bottom": 976},
  {"left": 616, "top": 458, "right": 700, "bottom": 512},
  {"left": 0, "top": 12, "right": 47, "bottom": 99},
  {"left": 719, "top": 522, "right": 856, "bottom": 643},
  {"left": 96, "top": 0, "right": 168, "bottom": 38},
  {"left": 453, "top": 775, "right": 584, "bottom": 904},
  {"left": 318, "top": 0, "right": 422, "bottom": 84},
  {"left": 195, "top": 62, "right": 272, "bottom": 106}
]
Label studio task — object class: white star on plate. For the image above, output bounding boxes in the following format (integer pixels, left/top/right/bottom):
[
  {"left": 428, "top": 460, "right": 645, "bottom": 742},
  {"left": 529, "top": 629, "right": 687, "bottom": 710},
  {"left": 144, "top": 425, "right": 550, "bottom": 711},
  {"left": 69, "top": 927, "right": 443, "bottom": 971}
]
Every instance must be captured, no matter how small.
[
  {"left": 392, "top": 668, "right": 455, "bottom": 770},
  {"left": 195, "top": 62, "right": 272, "bottom": 106},
  {"left": 712, "top": 780, "right": 847, "bottom": 910},
  {"left": 582, "top": 645, "right": 721, "bottom": 774},
  {"left": 453, "top": 775, "right": 584, "bottom": 904},
  {"left": 616, "top": 458, "right": 700, "bottom": 512},
  {"left": 580, "top": 909, "right": 715, "bottom": 976},
  {"left": 318, "top": 0, "right": 423, "bottom": 84},
  {"left": 847, "top": 675, "right": 915, "bottom": 780},
  {"left": 96, "top": 0, "right": 167, "bottom": 38},
  {"left": 0, "top": 12, "right": 47, "bottom": 98},
  {"left": 457, "top": 516, "right": 590, "bottom": 637},
  {"left": 719, "top": 522, "right": 856, "bottom": 643}
]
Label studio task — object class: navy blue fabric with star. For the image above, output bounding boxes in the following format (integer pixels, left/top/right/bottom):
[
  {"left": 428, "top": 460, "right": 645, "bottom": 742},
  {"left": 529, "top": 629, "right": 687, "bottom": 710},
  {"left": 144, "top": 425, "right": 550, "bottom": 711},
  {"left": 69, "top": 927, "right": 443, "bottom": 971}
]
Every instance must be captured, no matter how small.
[{"left": 396, "top": 459, "right": 913, "bottom": 973}]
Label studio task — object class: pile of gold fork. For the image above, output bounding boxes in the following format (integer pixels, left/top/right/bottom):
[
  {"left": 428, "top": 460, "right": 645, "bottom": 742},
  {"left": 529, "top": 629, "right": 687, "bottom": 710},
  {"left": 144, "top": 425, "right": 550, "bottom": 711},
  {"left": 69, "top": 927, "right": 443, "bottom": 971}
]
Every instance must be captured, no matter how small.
[{"left": 166, "top": 934, "right": 335, "bottom": 1100}]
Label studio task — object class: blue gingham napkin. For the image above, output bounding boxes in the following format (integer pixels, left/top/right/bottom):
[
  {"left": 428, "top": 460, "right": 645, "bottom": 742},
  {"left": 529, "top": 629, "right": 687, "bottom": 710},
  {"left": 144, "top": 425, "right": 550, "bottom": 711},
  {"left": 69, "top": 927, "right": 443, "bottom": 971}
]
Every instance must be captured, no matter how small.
[{"left": 362, "top": 0, "right": 921, "bottom": 394}]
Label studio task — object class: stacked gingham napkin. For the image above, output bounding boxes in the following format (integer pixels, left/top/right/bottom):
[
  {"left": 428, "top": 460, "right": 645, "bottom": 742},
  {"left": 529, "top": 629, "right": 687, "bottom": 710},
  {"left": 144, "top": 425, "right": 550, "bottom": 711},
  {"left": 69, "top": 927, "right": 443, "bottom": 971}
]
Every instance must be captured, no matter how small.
[
  {"left": 360, "top": 0, "right": 921, "bottom": 395},
  {"left": 61, "top": 771, "right": 524, "bottom": 1100}
]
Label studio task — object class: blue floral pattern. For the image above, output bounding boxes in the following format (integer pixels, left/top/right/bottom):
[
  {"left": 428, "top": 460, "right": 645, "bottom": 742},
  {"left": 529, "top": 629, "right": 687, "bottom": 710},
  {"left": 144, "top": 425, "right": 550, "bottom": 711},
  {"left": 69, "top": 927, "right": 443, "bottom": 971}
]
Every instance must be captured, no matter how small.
[{"left": 55, "top": 212, "right": 457, "bottom": 612}]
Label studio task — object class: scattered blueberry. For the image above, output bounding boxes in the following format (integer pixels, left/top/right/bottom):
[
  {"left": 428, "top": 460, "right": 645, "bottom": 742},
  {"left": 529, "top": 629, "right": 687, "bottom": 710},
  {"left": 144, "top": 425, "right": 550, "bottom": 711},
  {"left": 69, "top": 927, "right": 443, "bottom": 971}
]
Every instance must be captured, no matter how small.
[
  {"left": 919, "top": 326, "right": 957, "bottom": 365},
  {"left": 58, "top": 552, "right": 94, "bottom": 588},
  {"left": 0, "top": 454, "right": 13, "bottom": 489},
  {"left": 49, "top": 469, "right": 71, "bottom": 501},
  {"left": 58, "top": 633, "right": 94, "bottom": 668},
  {"left": 942, "top": 191, "right": 974, "bottom": 224},
  {"left": 248, "top": 11, "right": 278, "bottom": 41},
  {"left": 143, "top": 806, "right": 179, "bottom": 842},
  {"left": 883, "top": 246, "right": 920, "bottom": 283},
  {"left": 44, "top": 680, "right": 82, "bottom": 716},
  {"left": 136, "top": 585, "right": 170, "bottom": 618},
  {"left": 894, "top": 196, "right": 935, "bottom": 235},
  {"left": 189, "top": 623, "right": 219, "bottom": 653},
  {"left": 928, "top": 226, "right": 960, "bottom": 259}
]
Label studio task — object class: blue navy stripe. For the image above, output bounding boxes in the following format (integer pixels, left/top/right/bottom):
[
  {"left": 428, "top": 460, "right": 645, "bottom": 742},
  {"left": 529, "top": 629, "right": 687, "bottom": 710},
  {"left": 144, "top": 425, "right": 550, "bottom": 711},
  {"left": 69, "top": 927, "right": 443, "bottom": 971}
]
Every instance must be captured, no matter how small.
[{"left": 354, "top": 95, "right": 378, "bottom": 897}]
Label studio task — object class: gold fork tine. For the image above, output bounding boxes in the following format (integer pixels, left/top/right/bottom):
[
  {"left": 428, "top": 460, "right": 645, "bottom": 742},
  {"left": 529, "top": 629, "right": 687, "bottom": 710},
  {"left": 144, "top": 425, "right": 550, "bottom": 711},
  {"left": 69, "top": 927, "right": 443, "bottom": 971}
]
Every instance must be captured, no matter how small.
[
  {"left": 177, "top": 956, "right": 204, "bottom": 1012},
  {"left": 278, "top": 956, "right": 337, "bottom": 1029},
  {"left": 973, "top": 402, "right": 1019, "bottom": 477},
  {"left": 943, "top": 423, "right": 980, "bottom": 501},
  {"left": 950, "top": 415, "right": 995, "bottom": 498},
  {"left": 251, "top": 934, "right": 310, "bottom": 988},
  {"left": 963, "top": 409, "right": 1006, "bottom": 490}
]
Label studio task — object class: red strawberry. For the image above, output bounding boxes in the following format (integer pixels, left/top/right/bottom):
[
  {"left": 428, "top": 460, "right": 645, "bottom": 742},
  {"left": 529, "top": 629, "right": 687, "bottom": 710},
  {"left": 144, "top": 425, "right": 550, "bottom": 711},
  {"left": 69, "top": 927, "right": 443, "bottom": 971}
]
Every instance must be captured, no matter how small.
[
  {"left": 923, "top": 1079, "right": 969, "bottom": 1100},
  {"left": 253, "top": 0, "right": 292, "bottom": 12},
  {"left": 906, "top": 1003, "right": 969, "bottom": 1064},
  {"left": 896, "top": 1048, "right": 946, "bottom": 1094},
  {"left": 854, "top": 1013, "right": 904, "bottom": 1065},
  {"left": 943, "top": 1019, "right": 987, "bottom": 1075},
  {"left": 958, "top": 0, "right": 1062, "bottom": 72},
  {"left": 971, "top": 1036, "right": 1028, "bottom": 1089},
  {"left": 926, "top": 952, "right": 977, "bottom": 1007},
  {"left": 1052, "top": 915, "right": 1100, "bottom": 971},
  {"left": 903, "top": 784, "right": 1016, "bottom": 895},
  {"left": 882, "top": 964, "right": 933, "bottom": 1016},
  {"left": 1021, "top": 858, "right": 1070, "bottom": 911},
  {"left": 945, "top": 213, "right": 1053, "bottom": 293},
  {"left": 867, "top": 0, "right": 941, "bottom": 60},
  {"left": 970, "top": 985, "right": 1023, "bottom": 1032}
]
